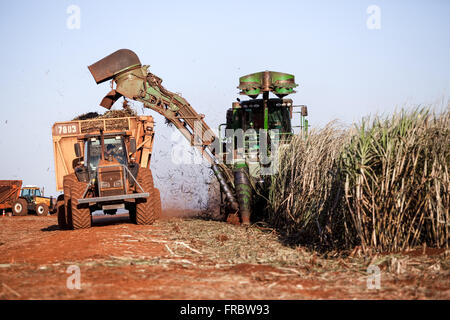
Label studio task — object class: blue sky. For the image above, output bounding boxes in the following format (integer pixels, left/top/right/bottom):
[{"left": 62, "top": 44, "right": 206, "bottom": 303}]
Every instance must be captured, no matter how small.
[{"left": 0, "top": 0, "right": 449, "bottom": 206}]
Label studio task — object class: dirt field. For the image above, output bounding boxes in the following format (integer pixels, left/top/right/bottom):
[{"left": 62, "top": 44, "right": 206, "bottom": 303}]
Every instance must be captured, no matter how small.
[{"left": 0, "top": 212, "right": 448, "bottom": 300}]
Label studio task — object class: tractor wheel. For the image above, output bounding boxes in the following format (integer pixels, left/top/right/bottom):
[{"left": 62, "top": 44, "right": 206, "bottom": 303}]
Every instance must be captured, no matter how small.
[
  {"left": 70, "top": 178, "right": 91, "bottom": 230},
  {"left": 63, "top": 174, "right": 75, "bottom": 229},
  {"left": 35, "top": 203, "right": 49, "bottom": 216},
  {"left": 135, "top": 167, "right": 156, "bottom": 225},
  {"left": 153, "top": 188, "right": 162, "bottom": 219},
  {"left": 12, "top": 198, "right": 28, "bottom": 216},
  {"left": 56, "top": 194, "right": 67, "bottom": 230}
]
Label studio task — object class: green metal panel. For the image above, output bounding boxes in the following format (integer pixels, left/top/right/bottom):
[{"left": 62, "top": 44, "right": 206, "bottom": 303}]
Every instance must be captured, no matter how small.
[
  {"left": 238, "top": 72, "right": 262, "bottom": 98},
  {"left": 271, "top": 71, "right": 297, "bottom": 97},
  {"left": 238, "top": 71, "right": 298, "bottom": 98}
]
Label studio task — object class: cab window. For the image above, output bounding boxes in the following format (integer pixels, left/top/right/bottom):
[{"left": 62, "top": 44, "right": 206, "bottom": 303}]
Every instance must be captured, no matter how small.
[
  {"left": 87, "top": 136, "right": 127, "bottom": 174},
  {"left": 21, "top": 189, "right": 40, "bottom": 197}
]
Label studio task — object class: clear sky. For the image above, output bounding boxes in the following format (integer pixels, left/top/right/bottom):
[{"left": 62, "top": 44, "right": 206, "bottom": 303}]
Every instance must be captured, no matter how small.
[{"left": 0, "top": 0, "right": 449, "bottom": 207}]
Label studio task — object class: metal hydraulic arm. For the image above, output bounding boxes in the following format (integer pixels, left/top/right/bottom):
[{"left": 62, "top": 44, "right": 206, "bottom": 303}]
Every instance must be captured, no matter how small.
[{"left": 88, "top": 49, "right": 238, "bottom": 211}]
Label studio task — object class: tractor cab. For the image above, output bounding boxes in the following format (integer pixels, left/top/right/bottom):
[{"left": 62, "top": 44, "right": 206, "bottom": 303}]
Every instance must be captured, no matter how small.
[
  {"left": 20, "top": 186, "right": 42, "bottom": 201},
  {"left": 73, "top": 130, "right": 139, "bottom": 204},
  {"left": 86, "top": 134, "right": 129, "bottom": 176}
]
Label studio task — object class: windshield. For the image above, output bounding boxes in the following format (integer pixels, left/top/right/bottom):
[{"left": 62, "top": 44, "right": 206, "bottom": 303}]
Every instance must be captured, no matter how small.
[
  {"left": 21, "top": 188, "right": 40, "bottom": 197},
  {"left": 87, "top": 136, "right": 127, "bottom": 174}
]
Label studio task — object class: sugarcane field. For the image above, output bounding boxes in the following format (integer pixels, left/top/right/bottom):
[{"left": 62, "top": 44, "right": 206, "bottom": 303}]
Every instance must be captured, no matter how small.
[{"left": 0, "top": 0, "right": 449, "bottom": 311}]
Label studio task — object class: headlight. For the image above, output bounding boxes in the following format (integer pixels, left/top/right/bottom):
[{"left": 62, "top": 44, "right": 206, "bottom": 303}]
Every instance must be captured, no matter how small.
[
  {"left": 114, "top": 180, "right": 123, "bottom": 188},
  {"left": 100, "top": 181, "right": 110, "bottom": 188}
]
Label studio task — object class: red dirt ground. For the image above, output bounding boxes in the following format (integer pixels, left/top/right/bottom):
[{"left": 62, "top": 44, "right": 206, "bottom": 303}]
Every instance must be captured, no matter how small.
[{"left": 0, "top": 213, "right": 448, "bottom": 300}]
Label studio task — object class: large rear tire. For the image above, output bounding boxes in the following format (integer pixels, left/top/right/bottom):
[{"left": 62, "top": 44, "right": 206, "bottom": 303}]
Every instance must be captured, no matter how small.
[
  {"left": 12, "top": 198, "right": 28, "bottom": 216},
  {"left": 135, "top": 167, "right": 156, "bottom": 225},
  {"left": 63, "top": 174, "right": 91, "bottom": 230},
  {"left": 70, "top": 178, "right": 91, "bottom": 230},
  {"left": 56, "top": 194, "right": 67, "bottom": 230}
]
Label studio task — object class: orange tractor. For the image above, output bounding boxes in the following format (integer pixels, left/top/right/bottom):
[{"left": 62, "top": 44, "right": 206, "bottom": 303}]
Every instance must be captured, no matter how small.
[{"left": 52, "top": 115, "right": 161, "bottom": 229}]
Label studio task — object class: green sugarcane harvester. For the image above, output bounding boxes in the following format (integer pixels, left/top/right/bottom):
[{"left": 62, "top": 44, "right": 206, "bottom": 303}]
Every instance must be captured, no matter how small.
[{"left": 88, "top": 49, "right": 308, "bottom": 225}]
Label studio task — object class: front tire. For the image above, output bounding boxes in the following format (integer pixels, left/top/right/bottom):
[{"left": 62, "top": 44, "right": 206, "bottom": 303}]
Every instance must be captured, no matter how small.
[
  {"left": 63, "top": 173, "right": 91, "bottom": 230},
  {"left": 36, "top": 203, "right": 49, "bottom": 216},
  {"left": 70, "top": 178, "right": 91, "bottom": 230},
  {"left": 12, "top": 199, "right": 28, "bottom": 216}
]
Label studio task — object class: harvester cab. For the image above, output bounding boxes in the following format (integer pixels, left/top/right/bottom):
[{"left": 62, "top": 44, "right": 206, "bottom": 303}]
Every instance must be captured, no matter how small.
[{"left": 222, "top": 71, "right": 308, "bottom": 140}]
